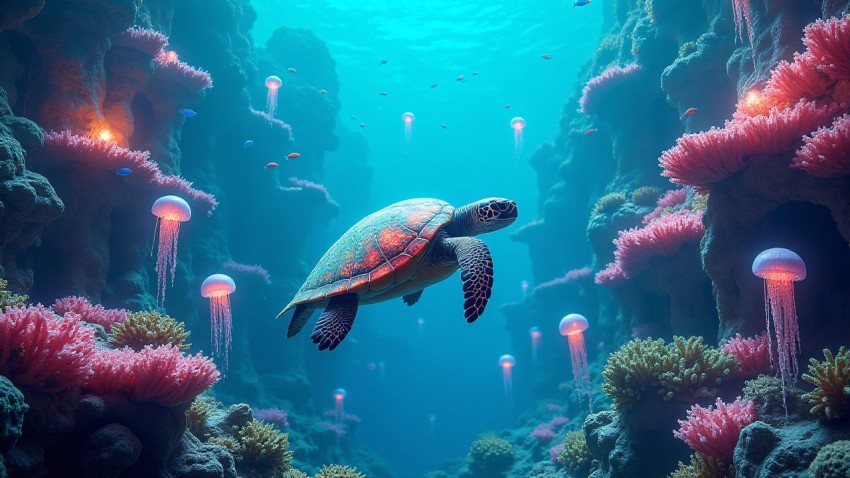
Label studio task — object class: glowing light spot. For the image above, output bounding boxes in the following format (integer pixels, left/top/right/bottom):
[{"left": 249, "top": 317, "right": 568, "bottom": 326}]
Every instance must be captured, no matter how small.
[
  {"left": 201, "top": 274, "right": 236, "bottom": 369},
  {"left": 151, "top": 195, "right": 191, "bottom": 306},
  {"left": 97, "top": 128, "right": 114, "bottom": 143},
  {"left": 559, "top": 313, "right": 592, "bottom": 411}
]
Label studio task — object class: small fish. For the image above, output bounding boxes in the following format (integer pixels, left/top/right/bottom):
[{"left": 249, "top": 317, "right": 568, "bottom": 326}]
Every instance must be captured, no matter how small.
[
  {"left": 287, "top": 152, "right": 301, "bottom": 159},
  {"left": 288, "top": 67, "right": 297, "bottom": 73},
  {"left": 430, "top": 83, "right": 439, "bottom": 88},
  {"left": 457, "top": 75, "right": 465, "bottom": 82},
  {"left": 116, "top": 167, "right": 132, "bottom": 176},
  {"left": 504, "top": 104, "right": 512, "bottom": 109},
  {"left": 441, "top": 124, "right": 447, "bottom": 129},
  {"left": 585, "top": 128, "right": 598, "bottom": 135},
  {"left": 378, "top": 91, "right": 388, "bottom": 96},
  {"left": 472, "top": 71, "right": 479, "bottom": 76},
  {"left": 243, "top": 140, "right": 254, "bottom": 148},
  {"left": 178, "top": 108, "right": 197, "bottom": 117},
  {"left": 319, "top": 89, "right": 327, "bottom": 94},
  {"left": 265, "top": 162, "right": 279, "bottom": 169},
  {"left": 682, "top": 107, "right": 698, "bottom": 118},
  {"left": 541, "top": 53, "right": 551, "bottom": 60},
  {"left": 380, "top": 59, "right": 388, "bottom": 65},
  {"left": 350, "top": 115, "right": 356, "bottom": 120},
  {"left": 574, "top": 0, "right": 591, "bottom": 6},
  {"left": 359, "top": 122, "right": 366, "bottom": 128}
]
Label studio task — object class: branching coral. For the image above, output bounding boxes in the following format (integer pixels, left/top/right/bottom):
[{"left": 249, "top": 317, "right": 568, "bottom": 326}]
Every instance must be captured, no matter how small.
[
  {"left": 602, "top": 337, "right": 738, "bottom": 411},
  {"left": 313, "top": 464, "right": 365, "bottom": 478},
  {"left": 112, "top": 27, "right": 168, "bottom": 56},
  {"left": 668, "top": 453, "right": 735, "bottom": 478},
  {"left": 579, "top": 64, "right": 642, "bottom": 115},
  {"left": 722, "top": 333, "right": 771, "bottom": 378},
  {"left": 794, "top": 113, "right": 850, "bottom": 177},
  {"left": 557, "top": 430, "right": 594, "bottom": 475},
  {"left": 109, "top": 310, "right": 190, "bottom": 351},
  {"left": 467, "top": 436, "right": 515, "bottom": 477},
  {"left": 591, "top": 193, "right": 627, "bottom": 216},
  {"left": 208, "top": 436, "right": 242, "bottom": 460},
  {"left": 802, "top": 347, "right": 850, "bottom": 420},
  {"left": 237, "top": 419, "right": 293, "bottom": 477},
  {"left": 0, "top": 279, "right": 27, "bottom": 312},
  {"left": 52, "top": 296, "right": 127, "bottom": 332},
  {"left": 673, "top": 397, "right": 757, "bottom": 460},
  {"left": 153, "top": 53, "right": 213, "bottom": 91},
  {"left": 804, "top": 14, "right": 850, "bottom": 81},
  {"left": 808, "top": 440, "right": 850, "bottom": 478},
  {"left": 186, "top": 395, "right": 220, "bottom": 436},
  {"left": 630, "top": 186, "right": 662, "bottom": 206}
]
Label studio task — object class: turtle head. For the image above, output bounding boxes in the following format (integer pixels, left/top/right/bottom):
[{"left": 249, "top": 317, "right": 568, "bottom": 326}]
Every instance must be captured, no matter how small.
[{"left": 451, "top": 198, "right": 518, "bottom": 236}]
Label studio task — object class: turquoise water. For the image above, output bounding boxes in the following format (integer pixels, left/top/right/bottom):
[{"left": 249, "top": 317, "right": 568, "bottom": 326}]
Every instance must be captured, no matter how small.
[{"left": 253, "top": 2, "right": 603, "bottom": 475}]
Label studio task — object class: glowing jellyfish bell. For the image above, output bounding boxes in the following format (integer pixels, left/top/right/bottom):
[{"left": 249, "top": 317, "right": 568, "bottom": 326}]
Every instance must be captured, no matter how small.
[
  {"left": 401, "top": 112, "right": 415, "bottom": 143},
  {"left": 521, "top": 280, "right": 530, "bottom": 298},
  {"left": 264, "top": 75, "right": 283, "bottom": 122},
  {"left": 333, "top": 387, "right": 347, "bottom": 424},
  {"left": 498, "top": 354, "right": 516, "bottom": 405},
  {"left": 529, "top": 326, "right": 542, "bottom": 364},
  {"left": 559, "top": 313, "right": 592, "bottom": 410},
  {"left": 752, "top": 248, "right": 806, "bottom": 404},
  {"left": 510, "top": 116, "right": 526, "bottom": 159},
  {"left": 201, "top": 273, "right": 236, "bottom": 367},
  {"left": 151, "top": 195, "right": 191, "bottom": 306}
]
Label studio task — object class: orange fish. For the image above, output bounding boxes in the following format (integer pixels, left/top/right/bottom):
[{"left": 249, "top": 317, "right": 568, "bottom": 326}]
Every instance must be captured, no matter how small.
[
  {"left": 360, "top": 122, "right": 366, "bottom": 128},
  {"left": 541, "top": 54, "right": 551, "bottom": 60},
  {"left": 504, "top": 104, "right": 512, "bottom": 109},
  {"left": 682, "top": 107, "right": 698, "bottom": 118},
  {"left": 379, "top": 91, "right": 388, "bottom": 96},
  {"left": 287, "top": 152, "right": 301, "bottom": 159},
  {"left": 457, "top": 75, "right": 465, "bottom": 81},
  {"left": 288, "top": 67, "right": 297, "bottom": 73},
  {"left": 585, "top": 128, "right": 598, "bottom": 135},
  {"left": 265, "top": 162, "right": 279, "bottom": 169},
  {"left": 319, "top": 89, "right": 327, "bottom": 94}
]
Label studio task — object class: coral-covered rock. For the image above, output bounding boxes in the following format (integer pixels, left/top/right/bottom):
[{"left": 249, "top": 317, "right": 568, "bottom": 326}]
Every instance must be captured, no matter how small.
[
  {"left": 0, "top": 376, "right": 26, "bottom": 451},
  {"left": 76, "top": 423, "right": 142, "bottom": 476},
  {"left": 164, "top": 432, "right": 237, "bottom": 478}
]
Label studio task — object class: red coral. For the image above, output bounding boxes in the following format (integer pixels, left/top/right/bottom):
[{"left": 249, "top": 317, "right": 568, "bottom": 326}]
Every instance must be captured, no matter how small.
[
  {"left": 762, "top": 53, "right": 834, "bottom": 105},
  {"left": 595, "top": 262, "right": 627, "bottom": 287},
  {"left": 793, "top": 113, "right": 850, "bottom": 177},
  {"left": 223, "top": 260, "right": 271, "bottom": 285},
  {"left": 803, "top": 14, "right": 850, "bottom": 80},
  {"left": 735, "top": 99, "right": 841, "bottom": 157},
  {"left": 613, "top": 210, "right": 704, "bottom": 278},
  {"left": 722, "top": 333, "right": 771, "bottom": 377},
  {"left": 41, "top": 131, "right": 218, "bottom": 213},
  {"left": 154, "top": 54, "right": 213, "bottom": 92},
  {"left": 86, "top": 345, "right": 219, "bottom": 407},
  {"left": 112, "top": 27, "right": 168, "bottom": 56},
  {"left": 579, "top": 64, "right": 642, "bottom": 115},
  {"left": 643, "top": 188, "right": 688, "bottom": 224},
  {"left": 0, "top": 306, "right": 96, "bottom": 392},
  {"left": 52, "top": 296, "right": 127, "bottom": 332},
  {"left": 673, "top": 398, "right": 757, "bottom": 461}
]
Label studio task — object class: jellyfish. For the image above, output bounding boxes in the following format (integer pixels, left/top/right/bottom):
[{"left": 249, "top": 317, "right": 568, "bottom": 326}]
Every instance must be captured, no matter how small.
[
  {"left": 559, "top": 313, "right": 592, "bottom": 409},
  {"left": 151, "top": 195, "right": 191, "bottom": 306},
  {"left": 401, "top": 112, "right": 415, "bottom": 143},
  {"left": 333, "top": 388, "right": 347, "bottom": 424},
  {"left": 498, "top": 354, "right": 516, "bottom": 405},
  {"left": 752, "top": 248, "right": 806, "bottom": 398},
  {"left": 201, "top": 274, "right": 236, "bottom": 367},
  {"left": 428, "top": 414, "right": 436, "bottom": 437},
  {"left": 529, "top": 327, "right": 542, "bottom": 364},
  {"left": 264, "top": 75, "right": 283, "bottom": 121},
  {"left": 521, "top": 280, "right": 530, "bottom": 299},
  {"left": 510, "top": 116, "right": 526, "bottom": 159},
  {"left": 417, "top": 317, "right": 425, "bottom": 337}
]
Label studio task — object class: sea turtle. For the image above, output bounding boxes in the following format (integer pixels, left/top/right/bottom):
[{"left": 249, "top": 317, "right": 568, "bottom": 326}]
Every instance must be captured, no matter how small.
[{"left": 278, "top": 197, "right": 518, "bottom": 351}]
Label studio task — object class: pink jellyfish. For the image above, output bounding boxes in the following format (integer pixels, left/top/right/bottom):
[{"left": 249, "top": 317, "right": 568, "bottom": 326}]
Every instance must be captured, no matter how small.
[
  {"left": 201, "top": 273, "right": 236, "bottom": 367},
  {"left": 498, "top": 354, "right": 516, "bottom": 405},
  {"left": 333, "top": 388, "right": 347, "bottom": 424},
  {"left": 559, "top": 313, "right": 591, "bottom": 409},
  {"left": 521, "top": 280, "right": 530, "bottom": 299},
  {"left": 752, "top": 248, "right": 806, "bottom": 400},
  {"left": 401, "top": 112, "right": 415, "bottom": 143},
  {"left": 264, "top": 75, "right": 283, "bottom": 121},
  {"left": 510, "top": 116, "right": 526, "bottom": 159},
  {"left": 529, "top": 327, "right": 542, "bottom": 364},
  {"left": 151, "top": 195, "right": 191, "bottom": 305}
]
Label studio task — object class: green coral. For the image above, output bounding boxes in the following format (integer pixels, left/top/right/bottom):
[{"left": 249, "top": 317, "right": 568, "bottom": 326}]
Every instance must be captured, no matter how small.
[
  {"left": 678, "top": 41, "right": 698, "bottom": 58},
  {"left": 282, "top": 469, "right": 308, "bottom": 478},
  {"left": 669, "top": 453, "right": 734, "bottom": 478},
  {"left": 208, "top": 436, "right": 242, "bottom": 460},
  {"left": 557, "top": 430, "right": 594, "bottom": 475},
  {"left": 809, "top": 440, "right": 850, "bottom": 478},
  {"left": 802, "top": 347, "right": 850, "bottom": 420},
  {"left": 602, "top": 337, "right": 738, "bottom": 411},
  {"left": 237, "top": 419, "right": 293, "bottom": 477},
  {"left": 592, "top": 193, "right": 627, "bottom": 216},
  {"left": 186, "top": 395, "right": 220, "bottom": 437},
  {"left": 467, "top": 436, "right": 515, "bottom": 477},
  {"left": 313, "top": 464, "right": 365, "bottom": 478},
  {"left": 0, "top": 279, "right": 27, "bottom": 312},
  {"left": 109, "top": 310, "right": 190, "bottom": 351},
  {"left": 689, "top": 193, "right": 708, "bottom": 213},
  {"left": 630, "top": 186, "right": 662, "bottom": 206}
]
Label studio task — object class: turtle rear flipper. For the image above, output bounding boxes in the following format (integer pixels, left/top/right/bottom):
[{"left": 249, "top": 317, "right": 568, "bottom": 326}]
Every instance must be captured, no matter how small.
[
  {"left": 403, "top": 290, "right": 423, "bottom": 305},
  {"left": 445, "top": 237, "right": 493, "bottom": 323},
  {"left": 311, "top": 294, "right": 359, "bottom": 351},
  {"left": 286, "top": 304, "right": 314, "bottom": 338}
]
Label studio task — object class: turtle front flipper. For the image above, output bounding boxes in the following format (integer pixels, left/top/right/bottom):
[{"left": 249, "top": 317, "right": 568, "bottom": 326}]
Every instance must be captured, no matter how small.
[
  {"left": 311, "top": 294, "right": 359, "bottom": 351},
  {"left": 403, "top": 290, "right": 423, "bottom": 306},
  {"left": 445, "top": 237, "right": 494, "bottom": 323},
  {"left": 286, "top": 304, "right": 315, "bottom": 338}
]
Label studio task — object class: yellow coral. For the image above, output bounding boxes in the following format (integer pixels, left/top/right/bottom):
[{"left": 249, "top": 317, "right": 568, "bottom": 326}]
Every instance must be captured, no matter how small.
[
  {"left": 557, "top": 430, "right": 594, "bottom": 475},
  {"left": 208, "top": 436, "right": 242, "bottom": 460},
  {"left": 630, "top": 186, "right": 662, "bottom": 206},
  {"left": 803, "top": 347, "right": 850, "bottom": 420},
  {"left": 187, "top": 395, "right": 221, "bottom": 437},
  {"left": 467, "top": 435, "right": 515, "bottom": 477},
  {"left": 592, "top": 193, "right": 627, "bottom": 216},
  {"left": 669, "top": 453, "right": 734, "bottom": 478},
  {"left": 281, "top": 469, "right": 308, "bottom": 478},
  {"left": 0, "top": 279, "right": 27, "bottom": 312},
  {"left": 313, "top": 464, "right": 365, "bottom": 478},
  {"left": 238, "top": 419, "right": 293, "bottom": 476},
  {"left": 109, "top": 310, "right": 190, "bottom": 351}
]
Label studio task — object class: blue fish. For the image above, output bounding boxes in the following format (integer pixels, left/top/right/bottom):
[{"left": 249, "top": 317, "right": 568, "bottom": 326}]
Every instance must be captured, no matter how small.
[
  {"left": 574, "top": 0, "right": 591, "bottom": 5},
  {"left": 116, "top": 167, "right": 132, "bottom": 176},
  {"left": 178, "top": 109, "right": 197, "bottom": 117},
  {"left": 243, "top": 140, "right": 254, "bottom": 148}
]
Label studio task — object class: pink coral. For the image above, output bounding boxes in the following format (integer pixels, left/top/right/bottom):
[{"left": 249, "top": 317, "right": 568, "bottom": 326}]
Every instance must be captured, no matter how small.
[
  {"left": 762, "top": 53, "right": 834, "bottom": 105},
  {"left": 673, "top": 397, "right": 757, "bottom": 461},
  {"left": 722, "top": 333, "right": 771, "bottom": 378},
  {"left": 532, "top": 267, "right": 592, "bottom": 295},
  {"left": 732, "top": 0, "right": 754, "bottom": 48},
  {"left": 289, "top": 177, "right": 334, "bottom": 203},
  {"left": 154, "top": 53, "right": 213, "bottom": 91},
  {"left": 643, "top": 188, "right": 688, "bottom": 224},
  {"left": 549, "top": 415, "right": 570, "bottom": 428},
  {"left": 254, "top": 408, "right": 289, "bottom": 427},
  {"left": 579, "top": 64, "right": 642, "bottom": 115},
  {"left": 549, "top": 443, "right": 565, "bottom": 462},
  {"left": 223, "top": 260, "right": 271, "bottom": 285},
  {"left": 0, "top": 306, "right": 96, "bottom": 392},
  {"left": 594, "top": 261, "right": 627, "bottom": 287},
  {"left": 250, "top": 108, "right": 292, "bottom": 135},
  {"left": 51, "top": 296, "right": 127, "bottom": 332},
  {"left": 86, "top": 345, "right": 219, "bottom": 407},
  {"left": 613, "top": 210, "right": 704, "bottom": 278},
  {"left": 736, "top": 100, "right": 841, "bottom": 157},
  {"left": 793, "top": 113, "right": 850, "bottom": 177},
  {"left": 112, "top": 27, "right": 168, "bottom": 56},
  {"left": 41, "top": 131, "right": 218, "bottom": 213},
  {"left": 803, "top": 14, "right": 850, "bottom": 80},
  {"left": 531, "top": 423, "right": 556, "bottom": 442},
  {"left": 323, "top": 421, "right": 346, "bottom": 439},
  {"left": 545, "top": 403, "right": 564, "bottom": 412}
]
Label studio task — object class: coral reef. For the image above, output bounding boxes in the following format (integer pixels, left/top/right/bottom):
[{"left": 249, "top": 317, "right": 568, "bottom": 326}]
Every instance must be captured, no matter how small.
[
  {"left": 668, "top": 453, "right": 734, "bottom": 478},
  {"left": 237, "top": 419, "right": 293, "bottom": 477},
  {"left": 467, "top": 436, "right": 515, "bottom": 477},
  {"left": 673, "top": 398, "right": 757, "bottom": 460},
  {"left": 109, "top": 310, "right": 191, "bottom": 351},
  {"left": 808, "top": 440, "right": 850, "bottom": 477},
  {"left": 557, "top": 430, "right": 595, "bottom": 475},
  {"left": 801, "top": 347, "right": 850, "bottom": 420},
  {"left": 313, "top": 464, "right": 366, "bottom": 478}
]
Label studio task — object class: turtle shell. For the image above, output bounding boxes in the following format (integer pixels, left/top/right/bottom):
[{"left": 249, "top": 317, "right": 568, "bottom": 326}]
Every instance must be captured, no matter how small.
[{"left": 282, "top": 198, "right": 454, "bottom": 312}]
